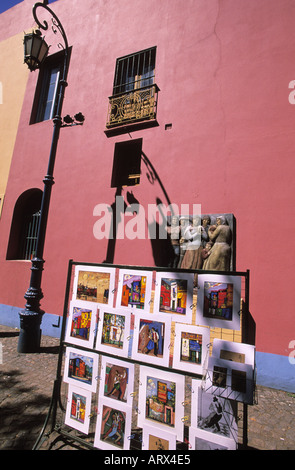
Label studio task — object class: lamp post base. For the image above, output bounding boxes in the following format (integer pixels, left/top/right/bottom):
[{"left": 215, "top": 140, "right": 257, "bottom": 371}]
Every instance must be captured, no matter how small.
[{"left": 17, "top": 310, "right": 44, "bottom": 353}]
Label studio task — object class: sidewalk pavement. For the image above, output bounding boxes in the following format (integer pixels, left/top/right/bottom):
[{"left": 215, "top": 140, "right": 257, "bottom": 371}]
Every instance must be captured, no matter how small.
[{"left": 0, "top": 324, "right": 294, "bottom": 451}]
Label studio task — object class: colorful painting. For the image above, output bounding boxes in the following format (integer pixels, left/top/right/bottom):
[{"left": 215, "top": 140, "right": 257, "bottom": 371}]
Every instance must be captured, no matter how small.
[
  {"left": 95, "top": 307, "right": 131, "bottom": 357},
  {"left": 70, "top": 307, "right": 92, "bottom": 341},
  {"left": 65, "top": 301, "right": 97, "bottom": 348},
  {"left": 172, "top": 324, "right": 210, "bottom": 374},
  {"left": 72, "top": 265, "right": 115, "bottom": 306},
  {"left": 116, "top": 269, "right": 152, "bottom": 312},
  {"left": 138, "top": 366, "right": 185, "bottom": 441},
  {"left": 94, "top": 400, "right": 132, "bottom": 450},
  {"left": 196, "top": 274, "right": 241, "bottom": 330},
  {"left": 132, "top": 312, "right": 171, "bottom": 367},
  {"left": 159, "top": 278, "right": 187, "bottom": 314},
  {"left": 103, "top": 359, "right": 130, "bottom": 403},
  {"left": 203, "top": 281, "right": 233, "bottom": 321},
  {"left": 100, "top": 405, "right": 126, "bottom": 448},
  {"left": 121, "top": 274, "right": 147, "bottom": 309},
  {"left": 63, "top": 347, "right": 99, "bottom": 392},
  {"left": 65, "top": 385, "right": 92, "bottom": 434},
  {"left": 101, "top": 311, "right": 125, "bottom": 349},
  {"left": 153, "top": 271, "right": 194, "bottom": 323}
]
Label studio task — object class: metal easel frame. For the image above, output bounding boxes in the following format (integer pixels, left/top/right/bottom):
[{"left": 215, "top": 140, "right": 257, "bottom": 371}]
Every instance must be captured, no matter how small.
[{"left": 33, "top": 259, "right": 252, "bottom": 450}]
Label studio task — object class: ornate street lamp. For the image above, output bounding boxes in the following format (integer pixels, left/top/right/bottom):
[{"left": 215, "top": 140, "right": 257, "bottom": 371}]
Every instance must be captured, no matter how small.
[
  {"left": 23, "top": 29, "right": 49, "bottom": 71},
  {"left": 18, "top": 2, "right": 84, "bottom": 352}
]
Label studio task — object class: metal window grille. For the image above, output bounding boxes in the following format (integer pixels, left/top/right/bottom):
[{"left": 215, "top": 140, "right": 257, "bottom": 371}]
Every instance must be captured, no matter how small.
[
  {"left": 113, "top": 47, "right": 156, "bottom": 95},
  {"left": 21, "top": 210, "right": 41, "bottom": 260}
]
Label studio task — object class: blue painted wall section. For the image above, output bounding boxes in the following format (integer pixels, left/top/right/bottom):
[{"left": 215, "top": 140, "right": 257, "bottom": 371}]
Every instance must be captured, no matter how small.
[{"left": 0, "top": 303, "right": 62, "bottom": 338}]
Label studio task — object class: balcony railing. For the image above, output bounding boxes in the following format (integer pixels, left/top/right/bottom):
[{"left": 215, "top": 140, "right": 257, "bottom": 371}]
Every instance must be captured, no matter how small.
[{"left": 106, "top": 84, "right": 159, "bottom": 128}]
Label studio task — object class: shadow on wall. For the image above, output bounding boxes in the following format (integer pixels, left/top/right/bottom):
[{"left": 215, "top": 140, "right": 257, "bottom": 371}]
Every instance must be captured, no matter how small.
[{"left": 103, "top": 145, "right": 174, "bottom": 266}]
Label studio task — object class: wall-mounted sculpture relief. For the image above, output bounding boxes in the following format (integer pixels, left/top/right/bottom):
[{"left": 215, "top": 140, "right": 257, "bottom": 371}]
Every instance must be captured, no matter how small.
[{"left": 167, "top": 214, "right": 235, "bottom": 272}]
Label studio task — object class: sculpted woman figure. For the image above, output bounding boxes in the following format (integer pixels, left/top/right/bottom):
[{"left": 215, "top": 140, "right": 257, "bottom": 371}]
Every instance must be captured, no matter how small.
[{"left": 202, "top": 216, "right": 232, "bottom": 271}]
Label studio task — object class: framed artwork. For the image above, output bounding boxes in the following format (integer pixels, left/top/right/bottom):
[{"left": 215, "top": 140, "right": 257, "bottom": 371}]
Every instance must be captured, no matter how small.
[
  {"left": 64, "top": 384, "right": 92, "bottom": 434},
  {"left": 65, "top": 300, "right": 97, "bottom": 348},
  {"left": 63, "top": 346, "right": 99, "bottom": 393},
  {"left": 116, "top": 269, "right": 153, "bottom": 312},
  {"left": 99, "top": 355, "right": 135, "bottom": 406},
  {"left": 95, "top": 307, "right": 131, "bottom": 357},
  {"left": 172, "top": 324, "right": 210, "bottom": 375},
  {"left": 142, "top": 425, "right": 177, "bottom": 451},
  {"left": 72, "top": 265, "right": 115, "bottom": 306},
  {"left": 94, "top": 400, "right": 132, "bottom": 450},
  {"left": 211, "top": 338, "right": 256, "bottom": 367},
  {"left": 131, "top": 312, "right": 171, "bottom": 367},
  {"left": 205, "top": 357, "right": 255, "bottom": 404},
  {"left": 137, "top": 366, "right": 185, "bottom": 442},
  {"left": 191, "top": 379, "right": 238, "bottom": 441},
  {"left": 153, "top": 271, "right": 194, "bottom": 324},
  {"left": 196, "top": 274, "right": 241, "bottom": 330},
  {"left": 189, "top": 427, "right": 237, "bottom": 450}
]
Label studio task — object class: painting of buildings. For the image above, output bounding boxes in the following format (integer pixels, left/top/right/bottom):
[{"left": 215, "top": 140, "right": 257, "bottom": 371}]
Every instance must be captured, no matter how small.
[
  {"left": 203, "top": 282, "right": 233, "bottom": 321},
  {"left": 121, "top": 274, "right": 147, "bottom": 309},
  {"left": 159, "top": 278, "right": 187, "bottom": 315},
  {"left": 76, "top": 270, "right": 110, "bottom": 304},
  {"left": 145, "top": 376, "right": 176, "bottom": 428},
  {"left": 70, "top": 307, "right": 92, "bottom": 341},
  {"left": 70, "top": 392, "right": 86, "bottom": 425},
  {"left": 68, "top": 351, "right": 94, "bottom": 386},
  {"left": 180, "top": 332, "right": 203, "bottom": 365},
  {"left": 101, "top": 312, "right": 125, "bottom": 349}
]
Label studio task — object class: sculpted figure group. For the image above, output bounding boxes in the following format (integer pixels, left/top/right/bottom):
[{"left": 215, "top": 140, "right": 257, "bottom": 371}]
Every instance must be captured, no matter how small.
[{"left": 167, "top": 214, "right": 233, "bottom": 272}]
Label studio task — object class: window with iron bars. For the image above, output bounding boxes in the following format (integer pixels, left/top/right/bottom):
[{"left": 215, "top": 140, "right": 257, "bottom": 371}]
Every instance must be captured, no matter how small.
[
  {"left": 106, "top": 47, "right": 159, "bottom": 129},
  {"left": 113, "top": 47, "right": 156, "bottom": 94},
  {"left": 20, "top": 210, "right": 41, "bottom": 260}
]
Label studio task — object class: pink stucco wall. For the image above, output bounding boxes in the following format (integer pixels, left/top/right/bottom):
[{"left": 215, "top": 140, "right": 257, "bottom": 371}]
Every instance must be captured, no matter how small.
[{"left": 0, "top": 0, "right": 295, "bottom": 358}]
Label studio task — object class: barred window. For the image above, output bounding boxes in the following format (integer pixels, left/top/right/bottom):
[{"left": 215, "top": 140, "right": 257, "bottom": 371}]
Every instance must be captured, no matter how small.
[
  {"left": 113, "top": 47, "right": 156, "bottom": 95},
  {"left": 20, "top": 210, "right": 41, "bottom": 260},
  {"left": 6, "top": 189, "right": 42, "bottom": 260}
]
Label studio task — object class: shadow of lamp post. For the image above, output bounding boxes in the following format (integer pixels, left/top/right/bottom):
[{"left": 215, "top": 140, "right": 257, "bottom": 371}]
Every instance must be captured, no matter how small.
[{"left": 18, "top": 2, "right": 85, "bottom": 353}]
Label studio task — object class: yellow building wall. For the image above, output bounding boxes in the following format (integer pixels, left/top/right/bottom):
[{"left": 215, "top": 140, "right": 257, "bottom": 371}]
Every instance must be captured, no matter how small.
[{"left": 0, "top": 32, "right": 29, "bottom": 216}]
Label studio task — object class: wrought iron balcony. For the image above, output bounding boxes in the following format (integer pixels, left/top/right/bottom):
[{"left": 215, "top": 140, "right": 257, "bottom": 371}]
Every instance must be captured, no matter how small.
[{"left": 106, "top": 83, "right": 159, "bottom": 129}]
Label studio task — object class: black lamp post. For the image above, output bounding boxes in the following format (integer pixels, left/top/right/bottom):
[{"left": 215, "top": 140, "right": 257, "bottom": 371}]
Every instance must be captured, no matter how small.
[{"left": 18, "top": 2, "right": 84, "bottom": 353}]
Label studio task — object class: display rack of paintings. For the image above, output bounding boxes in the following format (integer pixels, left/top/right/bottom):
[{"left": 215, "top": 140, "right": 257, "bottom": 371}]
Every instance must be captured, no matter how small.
[{"left": 34, "top": 260, "right": 254, "bottom": 452}]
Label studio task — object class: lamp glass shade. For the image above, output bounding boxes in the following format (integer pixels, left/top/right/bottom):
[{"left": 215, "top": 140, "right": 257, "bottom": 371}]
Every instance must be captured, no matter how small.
[{"left": 24, "top": 31, "right": 49, "bottom": 71}]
